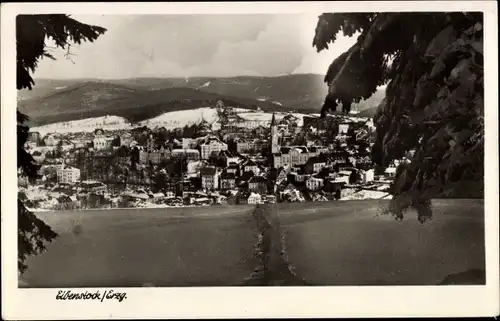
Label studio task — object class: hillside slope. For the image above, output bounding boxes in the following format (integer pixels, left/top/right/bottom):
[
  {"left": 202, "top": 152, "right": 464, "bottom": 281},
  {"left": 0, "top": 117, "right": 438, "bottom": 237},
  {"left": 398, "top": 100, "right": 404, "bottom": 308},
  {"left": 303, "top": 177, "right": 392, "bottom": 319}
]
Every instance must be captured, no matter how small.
[
  {"left": 18, "top": 82, "right": 283, "bottom": 126},
  {"left": 18, "top": 75, "right": 385, "bottom": 126},
  {"left": 104, "top": 74, "right": 386, "bottom": 113}
]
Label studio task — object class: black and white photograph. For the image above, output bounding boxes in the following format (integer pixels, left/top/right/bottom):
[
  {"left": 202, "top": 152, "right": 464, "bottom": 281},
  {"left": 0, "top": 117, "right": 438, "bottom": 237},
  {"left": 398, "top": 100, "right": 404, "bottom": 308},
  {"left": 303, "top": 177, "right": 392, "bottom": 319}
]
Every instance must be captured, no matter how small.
[{"left": 1, "top": 1, "right": 499, "bottom": 319}]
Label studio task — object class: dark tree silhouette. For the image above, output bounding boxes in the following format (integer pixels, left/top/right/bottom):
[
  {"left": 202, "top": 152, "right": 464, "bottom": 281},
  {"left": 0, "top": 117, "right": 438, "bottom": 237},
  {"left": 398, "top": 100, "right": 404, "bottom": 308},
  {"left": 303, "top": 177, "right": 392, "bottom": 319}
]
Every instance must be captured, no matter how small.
[
  {"left": 349, "top": 169, "right": 359, "bottom": 184},
  {"left": 314, "top": 12, "right": 483, "bottom": 222},
  {"left": 111, "top": 136, "right": 121, "bottom": 147},
  {"left": 17, "top": 14, "right": 107, "bottom": 273}
]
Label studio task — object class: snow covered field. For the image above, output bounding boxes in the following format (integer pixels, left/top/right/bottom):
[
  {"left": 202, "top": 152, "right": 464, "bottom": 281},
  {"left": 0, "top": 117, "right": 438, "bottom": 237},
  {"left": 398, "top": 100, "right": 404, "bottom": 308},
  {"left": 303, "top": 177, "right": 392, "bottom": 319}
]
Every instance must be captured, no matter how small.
[
  {"left": 28, "top": 106, "right": 362, "bottom": 135},
  {"left": 237, "top": 111, "right": 307, "bottom": 127},
  {"left": 341, "top": 190, "right": 392, "bottom": 201},
  {"left": 31, "top": 115, "right": 133, "bottom": 136},
  {"left": 139, "top": 107, "right": 218, "bottom": 129},
  {"left": 27, "top": 109, "right": 291, "bottom": 135},
  {"left": 237, "top": 112, "right": 284, "bottom": 122}
]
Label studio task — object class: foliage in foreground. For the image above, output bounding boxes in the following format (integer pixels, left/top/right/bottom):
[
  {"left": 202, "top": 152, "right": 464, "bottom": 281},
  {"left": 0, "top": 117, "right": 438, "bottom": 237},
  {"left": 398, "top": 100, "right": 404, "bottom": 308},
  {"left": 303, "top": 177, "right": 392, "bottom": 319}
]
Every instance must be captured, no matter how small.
[
  {"left": 313, "top": 12, "right": 484, "bottom": 222},
  {"left": 16, "top": 14, "right": 107, "bottom": 273}
]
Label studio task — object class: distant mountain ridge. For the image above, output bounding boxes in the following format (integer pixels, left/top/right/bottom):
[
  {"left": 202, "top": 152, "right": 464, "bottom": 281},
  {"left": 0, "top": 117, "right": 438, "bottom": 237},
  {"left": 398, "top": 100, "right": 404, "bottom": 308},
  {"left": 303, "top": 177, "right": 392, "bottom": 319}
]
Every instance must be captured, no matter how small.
[{"left": 18, "top": 74, "right": 385, "bottom": 126}]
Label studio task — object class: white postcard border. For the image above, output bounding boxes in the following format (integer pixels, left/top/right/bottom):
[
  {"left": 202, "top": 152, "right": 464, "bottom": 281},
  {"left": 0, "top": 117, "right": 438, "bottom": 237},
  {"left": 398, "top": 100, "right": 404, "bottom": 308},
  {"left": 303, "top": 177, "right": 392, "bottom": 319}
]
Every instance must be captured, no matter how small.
[{"left": 1, "top": 1, "right": 498, "bottom": 319}]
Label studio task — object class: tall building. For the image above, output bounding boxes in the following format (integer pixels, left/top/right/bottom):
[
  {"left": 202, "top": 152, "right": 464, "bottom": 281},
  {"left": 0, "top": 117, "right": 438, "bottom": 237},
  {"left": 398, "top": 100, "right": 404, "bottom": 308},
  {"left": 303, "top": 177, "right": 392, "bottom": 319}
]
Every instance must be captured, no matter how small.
[
  {"left": 57, "top": 162, "right": 81, "bottom": 184},
  {"left": 270, "top": 113, "right": 280, "bottom": 154},
  {"left": 200, "top": 136, "right": 228, "bottom": 160}
]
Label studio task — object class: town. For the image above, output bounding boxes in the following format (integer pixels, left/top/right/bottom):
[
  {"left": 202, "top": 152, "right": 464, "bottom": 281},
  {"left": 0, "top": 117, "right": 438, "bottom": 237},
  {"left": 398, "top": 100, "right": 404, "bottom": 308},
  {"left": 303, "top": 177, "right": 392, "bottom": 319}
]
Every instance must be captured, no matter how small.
[{"left": 20, "top": 101, "right": 404, "bottom": 211}]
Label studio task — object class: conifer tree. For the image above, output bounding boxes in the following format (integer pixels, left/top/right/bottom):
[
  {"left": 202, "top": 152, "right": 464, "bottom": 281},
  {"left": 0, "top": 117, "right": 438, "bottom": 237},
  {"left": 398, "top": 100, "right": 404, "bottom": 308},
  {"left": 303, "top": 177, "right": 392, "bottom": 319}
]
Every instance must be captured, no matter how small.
[
  {"left": 17, "top": 14, "right": 106, "bottom": 273},
  {"left": 313, "top": 12, "right": 484, "bottom": 222}
]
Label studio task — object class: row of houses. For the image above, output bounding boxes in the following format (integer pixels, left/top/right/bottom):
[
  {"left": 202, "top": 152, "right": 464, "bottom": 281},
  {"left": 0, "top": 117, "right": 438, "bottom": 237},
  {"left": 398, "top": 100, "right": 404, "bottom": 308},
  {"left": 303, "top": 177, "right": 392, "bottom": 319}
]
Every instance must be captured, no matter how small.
[
  {"left": 137, "top": 135, "right": 229, "bottom": 164},
  {"left": 27, "top": 128, "right": 136, "bottom": 151}
]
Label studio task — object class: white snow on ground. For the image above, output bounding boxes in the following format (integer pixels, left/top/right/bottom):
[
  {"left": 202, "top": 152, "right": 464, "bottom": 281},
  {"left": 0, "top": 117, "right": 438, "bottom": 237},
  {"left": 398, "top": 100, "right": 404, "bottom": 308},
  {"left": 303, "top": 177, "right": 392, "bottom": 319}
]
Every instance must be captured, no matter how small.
[
  {"left": 55, "top": 86, "right": 68, "bottom": 90},
  {"left": 29, "top": 105, "right": 369, "bottom": 135},
  {"left": 26, "top": 208, "right": 52, "bottom": 213},
  {"left": 197, "top": 81, "right": 211, "bottom": 89},
  {"left": 291, "top": 113, "right": 308, "bottom": 127},
  {"left": 232, "top": 107, "right": 252, "bottom": 113},
  {"left": 341, "top": 190, "right": 392, "bottom": 201},
  {"left": 272, "top": 101, "right": 283, "bottom": 106},
  {"left": 237, "top": 112, "right": 285, "bottom": 122},
  {"left": 140, "top": 107, "right": 218, "bottom": 129},
  {"left": 24, "top": 186, "right": 50, "bottom": 200},
  {"left": 237, "top": 111, "right": 309, "bottom": 127},
  {"left": 31, "top": 115, "right": 133, "bottom": 136}
]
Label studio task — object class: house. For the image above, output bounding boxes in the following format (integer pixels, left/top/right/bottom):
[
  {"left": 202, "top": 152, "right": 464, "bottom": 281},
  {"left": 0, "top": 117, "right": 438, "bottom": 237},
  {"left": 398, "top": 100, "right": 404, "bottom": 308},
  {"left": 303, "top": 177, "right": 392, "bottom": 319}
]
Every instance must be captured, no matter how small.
[
  {"left": 248, "top": 193, "right": 262, "bottom": 205},
  {"left": 200, "top": 166, "right": 220, "bottom": 190},
  {"left": 79, "top": 180, "right": 107, "bottom": 194},
  {"left": 310, "top": 146, "right": 329, "bottom": 155},
  {"left": 330, "top": 151, "right": 349, "bottom": 164},
  {"left": 149, "top": 192, "right": 165, "bottom": 203},
  {"left": 171, "top": 149, "right": 200, "bottom": 161},
  {"left": 236, "top": 141, "right": 251, "bottom": 154},
  {"left": 220, "top": 172, "right": 236, "bottom": 190},
  {"left": 226, "top": 155, "right": 241, "bottom": 166},
  {"left": 147, "top": 146, "right": 171, "bottom": 164},
  {"left": 250, "top": 139, "right": 269, "bottom": 153},
  {"left": 193, "top": 197, "right": 212, "bottom": 206},
  {"left": 138, "top": 148, "right": 149, "bottom": 164},
  {"left": 200, "top": 136, "right": 228, "bottom": 159},
  {"left": 385, "top": 166, "right": 397, "bottom": 178},
  {"left": 209, "top": 149, "right": 233, "bottom": 166},
  {"left": 304, "top": 155, "right": 328, "bottom": 174},
  {"left": 93, "top": 137, "right": 113, "bottom": 150},
  {"left": 294, "top": 172, "right": 310, "bottom": 183},
  {"left": 362, "top": 169, "right": 375, "bottom": 183},
  {"left": 129, "top": 140, "right": 139, "bottom": 148},
  {"left": 276, "top": 167, "right": 288, "bottom": 183},
  {"left": 279, "top": 183, "right": 306, "bottom": 203},
  {"left": 56, "top": 165, "right": 80, "bottom": 184},
  {"left": 43, "top": 134, "right": 58, "bottom": 146},
  {"left": 338, "top": 123, "right": 350, "bottom": 134},
  {"left": 262, "top": 195, "right": 277, "bottom": 204},
  {"left": 225, "top": 163, "right": 240, "bottom": 176},
  {"left": 118, "top": 133, "right": 133, "bottom": 147},
  {"left": 94, "top": 128, "right": 105, "bottom": 136},
  {"left": 278, "top": 180, "right": 295, "bottom": 192},
  {"left": 273, "top": 146, "right": 314, "bottom": 169},
  {"left": 306, "top": 177, "right": 324, "bottom": 191},
  {"left": 248, "top": 176, "right": 267, "bottom": 194},
  {"left": 182, "top": 138, "right": 199, "bottom": 149},
  {"left": 332, "top": 174, "right": 350, "bottom": 184},
  {"left": 240, "top": 159, "right": 260, "bottom": 175}
]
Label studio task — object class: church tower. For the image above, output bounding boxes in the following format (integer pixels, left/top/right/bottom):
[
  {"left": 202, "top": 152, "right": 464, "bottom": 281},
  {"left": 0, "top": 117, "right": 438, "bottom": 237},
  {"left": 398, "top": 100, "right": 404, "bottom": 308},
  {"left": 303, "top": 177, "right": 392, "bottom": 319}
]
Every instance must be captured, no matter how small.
[{"left": 270, "top": 113, "right": 280, "bottom": 154}]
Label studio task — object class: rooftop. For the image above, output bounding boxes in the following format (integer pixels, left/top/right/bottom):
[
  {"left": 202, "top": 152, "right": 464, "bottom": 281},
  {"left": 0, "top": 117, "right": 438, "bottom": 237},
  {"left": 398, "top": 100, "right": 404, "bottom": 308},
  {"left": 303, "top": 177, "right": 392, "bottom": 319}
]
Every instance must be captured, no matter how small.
[
  {"left": 200, "top": 167, "right": 217, "bottom": 176},
  {"left": 249, "top": 176, "right": 267, "bottom": 183},
  {"left": 220, "top": 172, "right": 236, "bottom": 180}
]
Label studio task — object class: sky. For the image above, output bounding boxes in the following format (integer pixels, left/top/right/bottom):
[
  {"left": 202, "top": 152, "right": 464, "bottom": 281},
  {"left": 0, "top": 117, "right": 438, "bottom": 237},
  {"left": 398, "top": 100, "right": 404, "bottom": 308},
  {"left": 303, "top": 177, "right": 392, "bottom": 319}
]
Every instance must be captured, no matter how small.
[{"left": 34, "top": 14, "right": 357, "bottom": 79}]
